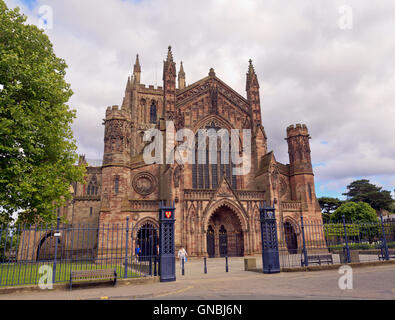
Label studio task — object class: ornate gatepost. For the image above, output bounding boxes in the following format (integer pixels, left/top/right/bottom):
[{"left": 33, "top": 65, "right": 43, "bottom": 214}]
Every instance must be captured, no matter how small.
[
  {"left": 259, "top": 202, "right": 280, "bottom": 274},
  {"left": 159, "top": 201, "right": 176, "bottom": 282}
]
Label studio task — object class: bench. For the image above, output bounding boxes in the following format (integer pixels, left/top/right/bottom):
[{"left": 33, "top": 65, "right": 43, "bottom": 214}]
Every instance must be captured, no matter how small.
[
  {"left": 378, "top": 247, "right": 395, "bottom": 261},
  {"left": 70, "top": 269, "right": 117, "bottom": 290},
  {"left": 301, "top": 254, "right": 333, "bottom": 266}
]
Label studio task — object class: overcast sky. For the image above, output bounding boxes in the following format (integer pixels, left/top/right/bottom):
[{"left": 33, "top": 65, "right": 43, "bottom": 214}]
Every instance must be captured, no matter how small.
[{"left": 5, "top": 0, "right": 395, "bottom": 199}]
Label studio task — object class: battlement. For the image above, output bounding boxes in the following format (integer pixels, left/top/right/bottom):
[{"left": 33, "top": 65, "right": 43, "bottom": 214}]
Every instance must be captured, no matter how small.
[
  {"left": 138, "top": 84, "right": 164, "bottom": 92},
  {"left": 105, "top": 105, "right": 130, "bottom": 119},
  {"left": 286, "top": 123, "right": 309, "bottom": 138}
]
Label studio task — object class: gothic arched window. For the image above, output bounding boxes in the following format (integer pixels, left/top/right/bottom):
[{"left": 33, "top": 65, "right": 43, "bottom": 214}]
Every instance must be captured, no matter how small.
[
  {"left": 87, "top": 176, "right": 98, "bottom": 196},
  {"left": 192, "top": 122, "right": 238, "bottom": 190},
  {"left": 114, "top": 175, "right": 120, "bottom": 195},
  {"left": 150, "top": 101, "right": 157, "bottom": 124}
]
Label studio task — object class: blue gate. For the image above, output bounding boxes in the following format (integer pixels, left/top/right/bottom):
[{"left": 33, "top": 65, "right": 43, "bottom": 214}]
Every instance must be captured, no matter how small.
[
  {"left": 259, "top": 202, "right": 280, "bottom": 274},
  {"left": 158, "top": 201, "right": 176, "bottom": 282}
]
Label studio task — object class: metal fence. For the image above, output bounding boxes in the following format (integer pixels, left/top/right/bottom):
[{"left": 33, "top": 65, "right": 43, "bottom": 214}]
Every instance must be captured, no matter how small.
[
  {"left": 0, "top": 218, "right": 159, "bottom": 287},
  {"left": 278, "top": 215, "right": 395, "bottom": 269}
]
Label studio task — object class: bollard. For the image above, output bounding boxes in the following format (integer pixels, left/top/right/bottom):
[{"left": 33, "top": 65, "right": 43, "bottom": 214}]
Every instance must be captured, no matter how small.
[
  {"left": 226, "top": 256, "right": 229, "bottom": 273},
  {"left": 182, "top": 257, "right": 185, "bottom": 276},
  {"left": 204, "top": 257, "right": 207, "bottom": 274}
]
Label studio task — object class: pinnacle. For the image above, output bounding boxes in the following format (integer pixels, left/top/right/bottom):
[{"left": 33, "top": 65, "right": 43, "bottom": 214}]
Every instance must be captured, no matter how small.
[
  {"left": 167, "top": 45, "right": 174, "bottom": 62},
  {"left": 134, "top": 54, "right": 141, "bottom": 73},
  {"left": 179, "top": 61, "right": 185, "bottom": 76},
  {"left": 248, "top": 59, "right": 255, "bottom": 75}
]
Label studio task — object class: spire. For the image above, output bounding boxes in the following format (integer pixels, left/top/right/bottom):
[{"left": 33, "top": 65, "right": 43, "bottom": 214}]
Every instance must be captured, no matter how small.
[
  {"left": 246, "top": 59, "right": 261, "bottom": 127},
  {"left": 178, "top": 61, "right": 186, "bottom": 90},
  {"left": 163, "top": 45, "right": 176, "bottom": 80},
  {"left": 163, "top": 46, "right": 176, "bottom": 119},
  {"left": 133, "top": 54, "right": 141, "bottom": 84},
  {"left": 134, "top": 54, "right": 141, "bottom": 73},
  {"left": 126, "top": 76, "right": 132, "bottom": 91},
  {"left": 179, "top": 61, "right": 185, "bottom": 77},
  {"left": 246, "top": 59, "right": 259, "bottom": 90}
]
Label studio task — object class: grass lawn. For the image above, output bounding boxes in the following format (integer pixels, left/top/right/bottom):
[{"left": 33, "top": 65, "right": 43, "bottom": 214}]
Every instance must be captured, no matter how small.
[{"left": 0, "top": 261, "right": 142, "bottom": 287}]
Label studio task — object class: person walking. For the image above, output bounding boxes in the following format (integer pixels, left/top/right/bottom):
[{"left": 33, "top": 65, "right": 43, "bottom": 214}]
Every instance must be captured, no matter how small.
[
  {"left": 135, "top": 244, "right": 141, "bottom": 263},
  {"left": 177, "top": 246, "right": 188, "bottom": 269}
]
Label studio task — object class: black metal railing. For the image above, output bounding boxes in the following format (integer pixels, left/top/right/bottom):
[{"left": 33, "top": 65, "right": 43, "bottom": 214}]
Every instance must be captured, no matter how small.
[
  {"left": 277, "top": 215, "right": 395, "bottom": 269},
  {"left": 0, "top": 219, "right": 159, "bottom": 287}
]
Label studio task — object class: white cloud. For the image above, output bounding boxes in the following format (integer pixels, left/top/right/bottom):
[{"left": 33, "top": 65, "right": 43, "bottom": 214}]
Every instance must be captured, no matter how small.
[{"left": 5, "top": 0, "right": 395, "bottom": 197}]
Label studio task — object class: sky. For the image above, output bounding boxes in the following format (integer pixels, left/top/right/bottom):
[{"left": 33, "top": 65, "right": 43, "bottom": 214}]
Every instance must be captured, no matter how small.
[{"left": 4, "top": 0, "right": 395, "bottom": 199}]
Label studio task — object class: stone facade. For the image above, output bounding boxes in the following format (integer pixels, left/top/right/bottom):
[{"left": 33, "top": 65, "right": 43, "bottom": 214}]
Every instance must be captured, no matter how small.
[{"left": 57, "top": 47, "right": 324, "bottom": 258}]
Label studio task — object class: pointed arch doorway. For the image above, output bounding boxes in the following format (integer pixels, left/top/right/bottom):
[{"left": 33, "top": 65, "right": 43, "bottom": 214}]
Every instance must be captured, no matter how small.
[{"left": 206, "top": 205, "right": 244, "bottom": 257}]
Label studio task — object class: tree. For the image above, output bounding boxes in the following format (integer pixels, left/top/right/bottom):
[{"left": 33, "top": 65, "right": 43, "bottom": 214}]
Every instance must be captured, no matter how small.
[
  {"left": 330, "top": 202, "right": 378, "bottom": 223},
  {"left": 342, "top": 179, "right": 393, "bottom": 212},
  {"left": 342, "top": 179, "right": 379, "bottom": 198},
  {"left": 0, "top": 1, "right": 85, "bottom": 225},
  {"left": 318, "top": 197, "right": 343, "bottom": 223}
]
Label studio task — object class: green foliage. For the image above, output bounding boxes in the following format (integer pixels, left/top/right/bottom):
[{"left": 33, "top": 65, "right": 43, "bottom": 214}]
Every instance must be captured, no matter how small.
[
  {"left": 324, "top": 224, "right": 360, "bottom": 237},
  {"left": 389, "top": 201, "right": 395, "bottom": 214},
  {"left": 343, "top": 179, "right": 393, "bottom": 211},
  {"left": 318, "top": 197, "right": 343, "bottom": 223},
  {"left": 328, "top": 242, "right": 395, "bottom": 251},
  {"left": 0, "top": 1, "right": 85, "bottom": 224},
  {"left": 0, "top": 226, "right": 20, "bottom": 261},
  {"left": 330, "top": 201, "right": 378, "bottom": 223}
]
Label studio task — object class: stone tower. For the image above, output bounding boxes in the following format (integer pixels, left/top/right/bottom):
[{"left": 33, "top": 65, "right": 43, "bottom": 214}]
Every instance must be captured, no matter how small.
[
  {"left": 286, "top": 124, "right": 320, "bottom": 221},
  {"left": 100, "top": 105, "right": 132, "bottom": 222}
]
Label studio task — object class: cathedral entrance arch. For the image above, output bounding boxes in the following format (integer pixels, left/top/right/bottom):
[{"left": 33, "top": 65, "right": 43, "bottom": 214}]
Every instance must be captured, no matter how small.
[{"left": 206, "top": 205, "right": 244, "bottom": 257}]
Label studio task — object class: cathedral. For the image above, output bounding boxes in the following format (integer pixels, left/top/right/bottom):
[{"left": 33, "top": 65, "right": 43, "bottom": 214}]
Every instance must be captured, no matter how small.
[{"left": 63, "top": 46, "right": 323, "bottom": 258}]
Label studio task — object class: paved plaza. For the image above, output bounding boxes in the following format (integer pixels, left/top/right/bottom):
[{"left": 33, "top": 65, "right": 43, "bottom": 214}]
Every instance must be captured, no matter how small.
[{"left": 1, "top": 256, "right": 394, "bottom": 300}]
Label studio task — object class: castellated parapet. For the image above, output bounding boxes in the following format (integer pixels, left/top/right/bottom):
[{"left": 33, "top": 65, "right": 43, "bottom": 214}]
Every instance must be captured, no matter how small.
[
  {"left": 105, "top": 105, "right": 131, "bottom": 121},
  {"left": 103, "top": 105, "right": 131, "bottom": 167},
  {"left": 286, "top": 123, "right": 309, "bottom": 138}
]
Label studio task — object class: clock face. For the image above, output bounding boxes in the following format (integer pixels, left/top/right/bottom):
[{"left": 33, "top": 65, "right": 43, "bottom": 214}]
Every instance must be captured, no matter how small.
[{"left": 165, "top": 211, "right": 172, "bottom": 219}]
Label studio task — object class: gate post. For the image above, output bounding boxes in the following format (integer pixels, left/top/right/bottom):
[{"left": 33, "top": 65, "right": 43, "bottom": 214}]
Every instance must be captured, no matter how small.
[
  {"left": 52, "top": 210, "right": 61, "bottom": 284},
  {"left": 300, "top": 215, "right": 309, "bottom": 267},
  {"left": 259, "top": 202, "right": 280, "bottom": 274},
  {"left": 380, "top": 214, "right": 390, "bottom": 261},
  {"left": 342, "top": 215, "right": 351, "bottom": 263},
  {"left": 124, "top": 217, "right": 129, "bottom": 278},
  {"left": 159, "top": 201, "right": 176, "bottom": 282}
]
